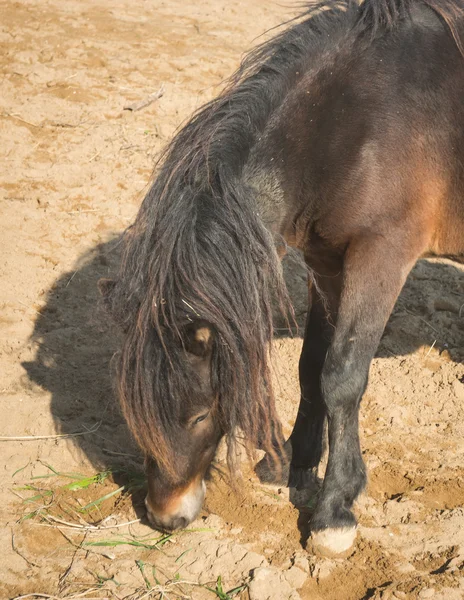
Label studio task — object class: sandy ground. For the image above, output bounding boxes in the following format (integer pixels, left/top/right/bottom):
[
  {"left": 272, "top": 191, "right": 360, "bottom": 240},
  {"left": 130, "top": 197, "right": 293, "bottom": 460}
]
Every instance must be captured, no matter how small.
[{"left": 1, "top": 0, "right": 464, "bottom": 598}]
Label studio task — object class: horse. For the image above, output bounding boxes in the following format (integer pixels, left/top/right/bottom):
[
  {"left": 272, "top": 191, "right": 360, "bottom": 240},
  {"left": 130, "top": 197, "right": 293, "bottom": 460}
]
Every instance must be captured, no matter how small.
[{"left": 100, "top": 0, "right": 464, "bottom": 556}]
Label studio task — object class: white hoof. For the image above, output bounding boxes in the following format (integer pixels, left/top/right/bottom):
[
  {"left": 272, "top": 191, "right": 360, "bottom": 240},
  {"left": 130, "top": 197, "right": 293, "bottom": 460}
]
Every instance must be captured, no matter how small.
[{"left": 307, "top": 526, "right": 357, "bottom": 558}]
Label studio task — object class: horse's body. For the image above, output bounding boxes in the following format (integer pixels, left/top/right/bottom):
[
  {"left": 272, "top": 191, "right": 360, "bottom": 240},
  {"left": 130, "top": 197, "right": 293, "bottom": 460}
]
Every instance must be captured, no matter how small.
[{"left": 103, "top": 0, "right": 464, "bottom": 555}]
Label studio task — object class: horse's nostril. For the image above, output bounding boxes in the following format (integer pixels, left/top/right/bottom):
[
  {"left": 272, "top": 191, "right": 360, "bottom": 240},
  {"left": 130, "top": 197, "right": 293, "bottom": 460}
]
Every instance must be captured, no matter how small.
[{"left": 170, "top": 516, "right": 188, "bottom": 531}]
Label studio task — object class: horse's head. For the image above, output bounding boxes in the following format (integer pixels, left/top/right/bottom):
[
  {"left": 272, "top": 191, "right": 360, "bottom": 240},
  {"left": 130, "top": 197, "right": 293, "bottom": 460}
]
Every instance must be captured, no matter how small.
[
  {"left": 100, "top": 277, "right": 225, "bottom": 529},
  {"left": 142, "top": 321, "right": 223, "bottom": 531}
]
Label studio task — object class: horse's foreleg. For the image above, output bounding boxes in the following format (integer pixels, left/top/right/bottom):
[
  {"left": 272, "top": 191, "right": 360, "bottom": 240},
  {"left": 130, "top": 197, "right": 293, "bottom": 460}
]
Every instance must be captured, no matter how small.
[
  {"left": 309, "top": 233, "right": 420, "bottom": 557},
  {"left": 256, "top": 272, "right": 342, "bottom": 488},
  {"left": 287, "top": 275, "right": 342, "bottom": 489}
]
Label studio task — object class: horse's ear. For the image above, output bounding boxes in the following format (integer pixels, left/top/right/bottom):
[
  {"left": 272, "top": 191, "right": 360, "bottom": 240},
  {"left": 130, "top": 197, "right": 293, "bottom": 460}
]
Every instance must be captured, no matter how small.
[
  {"left": 98, "top": 278, "right": 117, "bottom": 312},
  {"left": 184, "top": 322, "right": 214, "bottom": 359}
]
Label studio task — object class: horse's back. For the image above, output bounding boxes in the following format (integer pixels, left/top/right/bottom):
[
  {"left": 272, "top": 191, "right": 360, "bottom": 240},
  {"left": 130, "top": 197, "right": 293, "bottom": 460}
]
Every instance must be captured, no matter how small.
[{"left": 249, "top": 2, "right": 464, "bottom": 258}]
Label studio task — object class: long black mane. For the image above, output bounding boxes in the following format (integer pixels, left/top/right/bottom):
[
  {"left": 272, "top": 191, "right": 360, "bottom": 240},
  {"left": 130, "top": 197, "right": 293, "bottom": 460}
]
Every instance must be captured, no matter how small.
[{"left": 108, "top": 0, "right": 464, "bottom": 475}]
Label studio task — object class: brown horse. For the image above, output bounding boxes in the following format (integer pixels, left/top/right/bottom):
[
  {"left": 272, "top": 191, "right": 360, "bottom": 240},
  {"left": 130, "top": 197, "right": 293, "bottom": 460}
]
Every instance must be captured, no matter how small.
[{"left": 100, "top": 0, "right": 464, "bottom": 556}]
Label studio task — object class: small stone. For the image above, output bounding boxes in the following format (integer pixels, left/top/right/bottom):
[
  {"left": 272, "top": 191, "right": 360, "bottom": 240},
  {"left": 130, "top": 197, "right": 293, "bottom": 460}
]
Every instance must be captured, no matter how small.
[
  {"left": 284, "top": 566, "right": 308, "bottom": 590},
  {"left": 393, "top": 592, "right": 407, "bottom": 599},
  {"left": 441, "top": 349, "right": 452, "bottom": 361},
  {"left": 310, "top": 559, "right": 337, "bottom": 580},
  {"left": 418, "top": 589, "right": 435, "bottom": 599},
  {"left": 251, "top": 567, "right": 274, "bottom": 583},
  {"left": 293, "top": 554, "right": 310, "bottom": 573},
  {"left": 433, "top": 298, "right": 459, "bottom": 313}
]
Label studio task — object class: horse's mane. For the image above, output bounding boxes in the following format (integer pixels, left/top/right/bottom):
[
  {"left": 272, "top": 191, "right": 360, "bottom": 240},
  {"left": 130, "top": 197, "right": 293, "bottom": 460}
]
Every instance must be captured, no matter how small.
[{"left": 108, "top": 0, "right": 464, "bottom": 475}]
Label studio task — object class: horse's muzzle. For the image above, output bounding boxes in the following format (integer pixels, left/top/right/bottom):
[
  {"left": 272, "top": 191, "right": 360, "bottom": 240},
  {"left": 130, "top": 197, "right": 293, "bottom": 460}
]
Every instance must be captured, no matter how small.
[{"left": 144, "top": 479, "right": 206, "bottom": 532}]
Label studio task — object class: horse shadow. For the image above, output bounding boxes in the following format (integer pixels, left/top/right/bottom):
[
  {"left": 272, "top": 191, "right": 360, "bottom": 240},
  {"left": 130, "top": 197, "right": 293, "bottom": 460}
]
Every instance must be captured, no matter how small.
[
  {"left": 21, "top": 237, "right": 463, "bottom": 544},
  {"left": 21, "top": 236, "right": 148, "bottom": 519}
]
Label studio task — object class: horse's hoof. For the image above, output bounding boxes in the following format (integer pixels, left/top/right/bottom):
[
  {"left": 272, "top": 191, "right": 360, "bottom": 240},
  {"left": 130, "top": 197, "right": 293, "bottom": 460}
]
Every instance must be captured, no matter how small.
[{"left": 306, "top": 526, "right": 357, "bottom": 558}]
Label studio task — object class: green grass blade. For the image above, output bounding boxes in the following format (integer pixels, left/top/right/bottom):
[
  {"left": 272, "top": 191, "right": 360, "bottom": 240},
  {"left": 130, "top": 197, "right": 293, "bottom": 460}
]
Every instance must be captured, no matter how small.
[
  {"left": 136, "top": 560, "right": 152, "bottom": 590},
  {"left": 24, "top": 491, "right": 53, "bottom": 503},
  {"left": 152, "top": 566, "right": 161, "bottom": 586},
  {"left": 78, "top": 485, "right": 124, "bottom": 512},
  {"left": 16, "top": 484, "right": 41, "bottom": 491},
  {"left": 20, "top": 509, "right": 43, "bottom": 522},
  {"left": 12, "top": 463, "right": 30, "bottom": 478},
  {"left": 85, "top": 533, "right": 173, "bottom": 550},
  {"left": 31, "top": 471, "right": 85, "bottom": 481},
  {"left": 175, "top": 548, "right": 192, "bottom": 563},
  {"left": 64, "top": 472, "right": 110, "bottom": 491},
  {"left": 84, "top": 540, "right": 127, "bottom": 547},
  {"left": 38, "top": 462, "right": 60, "bottom": 475},
  {"left": 226, "top": 584, "right": 247, "bottom": 597}
]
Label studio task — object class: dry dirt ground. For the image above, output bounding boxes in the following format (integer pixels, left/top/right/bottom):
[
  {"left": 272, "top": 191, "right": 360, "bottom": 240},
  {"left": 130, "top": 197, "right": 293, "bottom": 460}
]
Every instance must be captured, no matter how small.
[{"left": 1, "top": 0, "right": 464, "bottom": 599}]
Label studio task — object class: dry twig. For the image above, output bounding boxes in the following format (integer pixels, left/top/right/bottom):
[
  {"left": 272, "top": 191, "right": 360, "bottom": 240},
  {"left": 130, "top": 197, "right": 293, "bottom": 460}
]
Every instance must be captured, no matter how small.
[
  {"left": 0, "top": 422, "right": 101, "bottom": 441},
  {"left": 124, "top": 86, "right": 164, "bottom": 112},
  {"left": 39, "top": 514, "right": 140, "bottom": 531}
]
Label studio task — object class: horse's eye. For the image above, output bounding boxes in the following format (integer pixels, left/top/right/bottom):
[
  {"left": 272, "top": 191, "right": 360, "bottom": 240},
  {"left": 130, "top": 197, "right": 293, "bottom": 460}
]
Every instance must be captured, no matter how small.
[{"left": 193, "top": 413, "right": 208, "bottom": 426}]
